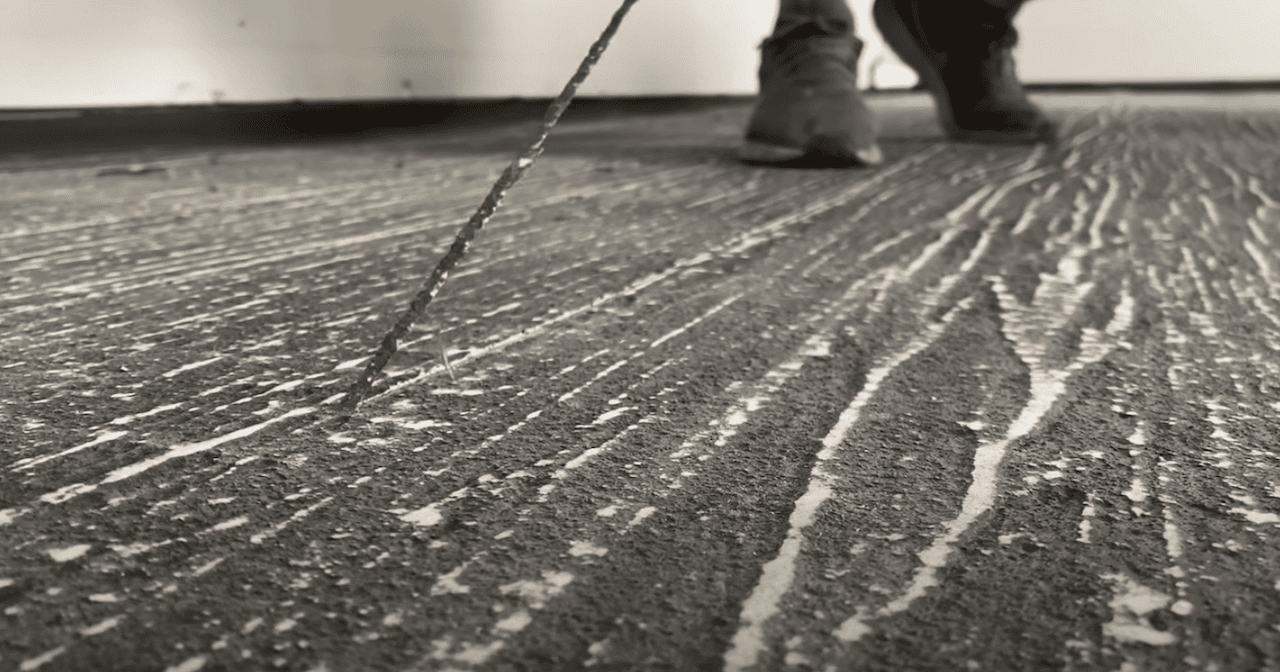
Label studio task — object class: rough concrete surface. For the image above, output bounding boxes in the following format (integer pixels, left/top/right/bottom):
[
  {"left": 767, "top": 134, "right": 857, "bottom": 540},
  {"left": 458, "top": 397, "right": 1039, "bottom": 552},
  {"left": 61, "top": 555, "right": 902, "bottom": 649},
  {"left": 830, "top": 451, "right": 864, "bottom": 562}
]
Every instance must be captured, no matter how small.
[{"left": 2, "top": 92, "right": 1280, "bottom": 671}]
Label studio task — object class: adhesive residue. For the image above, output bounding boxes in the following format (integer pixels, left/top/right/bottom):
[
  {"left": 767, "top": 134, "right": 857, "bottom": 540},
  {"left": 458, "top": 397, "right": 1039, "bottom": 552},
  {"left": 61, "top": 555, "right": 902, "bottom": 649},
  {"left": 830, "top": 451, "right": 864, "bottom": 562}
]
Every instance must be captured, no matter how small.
[
  {"left": 18, "top": 647, "right": 66, "bottom": 671},
  {"left": 80, "top": 616, "right": 123, "bottom": 636},
  {"left": 432, "top": 562, "right": 474, "bottom": 596},
  {"left": 47, "top": 544, "right": 91, "bottom": 563},
  {"left": 568, "top": 541, "right": 608, "bottom": 557},
  {"left": 1101, "top": 574, "right": 1177, "bottom": 646},
  {"left": 499, "top": 571, "right": 574, "bottom": 610},
  {"left": 101, "top": 407, "right": 315, "bottom": 485},
  {"left": 163, "top": 654, "right": 208, "bottom": 672},
  {"left": 831, "top": 264, "right": 1133, "bottom": 645},
  {"left": 12, "top": 430, "right": 129, "bottom": 471}
]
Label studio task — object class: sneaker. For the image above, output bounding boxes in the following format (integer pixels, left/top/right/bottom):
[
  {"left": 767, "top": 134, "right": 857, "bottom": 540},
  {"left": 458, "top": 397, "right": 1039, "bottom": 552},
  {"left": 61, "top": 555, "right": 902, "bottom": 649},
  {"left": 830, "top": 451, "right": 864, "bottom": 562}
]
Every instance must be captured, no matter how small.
[
  {"left": 741, "top": 5, "right": 883, "bottom": 167},
  {"left": 872, "top": 0, "right": 1055, "bottom": 143}
]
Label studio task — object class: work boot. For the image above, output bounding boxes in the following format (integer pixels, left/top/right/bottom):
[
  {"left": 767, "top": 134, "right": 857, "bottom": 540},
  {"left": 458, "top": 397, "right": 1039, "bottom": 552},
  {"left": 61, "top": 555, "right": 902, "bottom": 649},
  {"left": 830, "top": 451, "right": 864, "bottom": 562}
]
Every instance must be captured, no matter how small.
[
  {"left": 741, "top": 0, "right": 883, "bottom": 167},
  {"left": 872, "top": 0, "right": 1055, "bottom": 143}
]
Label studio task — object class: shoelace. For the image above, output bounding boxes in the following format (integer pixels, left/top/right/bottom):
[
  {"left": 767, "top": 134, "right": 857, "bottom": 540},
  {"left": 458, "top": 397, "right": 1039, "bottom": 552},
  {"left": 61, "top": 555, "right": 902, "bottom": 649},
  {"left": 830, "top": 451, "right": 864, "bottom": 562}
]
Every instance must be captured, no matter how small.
[{"left": 765, "top": 20, "right": 858, "bottom": 81}]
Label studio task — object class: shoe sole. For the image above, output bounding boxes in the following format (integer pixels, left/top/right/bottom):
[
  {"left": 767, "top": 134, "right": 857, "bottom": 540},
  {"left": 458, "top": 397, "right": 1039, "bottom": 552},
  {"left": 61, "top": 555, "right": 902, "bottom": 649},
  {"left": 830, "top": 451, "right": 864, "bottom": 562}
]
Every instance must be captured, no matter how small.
[
  {"left": 739, "top": 137, "right": 883, "bottom": 167},
  {"left": 872, "top": 0, "right": 1047, "bottom": 144}
]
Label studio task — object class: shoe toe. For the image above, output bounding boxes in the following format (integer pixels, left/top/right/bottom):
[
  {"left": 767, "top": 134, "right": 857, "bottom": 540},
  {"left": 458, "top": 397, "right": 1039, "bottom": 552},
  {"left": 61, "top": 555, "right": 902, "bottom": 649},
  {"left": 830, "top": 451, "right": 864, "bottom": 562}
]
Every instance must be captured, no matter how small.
[
  {"left": 804, "top": 135, "right": 883, "bottom": 166},
  {"left": 954, "top": 104, "right": 1057, "bottom": 144},
  {"left": 744, "top": 89, "right": 880, "bottom": 166},
  {"left": 856, "top": 144, "right": 884, "bottom": 166}
]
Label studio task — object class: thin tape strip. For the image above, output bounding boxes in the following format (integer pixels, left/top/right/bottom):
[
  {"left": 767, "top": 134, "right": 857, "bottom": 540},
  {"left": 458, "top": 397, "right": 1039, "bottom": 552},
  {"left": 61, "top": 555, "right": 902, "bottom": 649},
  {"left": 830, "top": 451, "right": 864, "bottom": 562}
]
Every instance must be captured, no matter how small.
[{"left": 342, "top": 0, "right": 642, "bottom": 411}]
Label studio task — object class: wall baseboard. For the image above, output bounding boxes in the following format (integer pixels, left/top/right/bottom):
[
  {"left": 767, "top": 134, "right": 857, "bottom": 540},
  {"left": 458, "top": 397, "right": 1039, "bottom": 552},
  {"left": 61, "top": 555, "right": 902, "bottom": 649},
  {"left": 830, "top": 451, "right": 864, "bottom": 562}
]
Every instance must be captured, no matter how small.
[
  {"left": 1022, "top": 80, "right": 1280, "bottom": 92},
  {"left": 0, "top": 96, "right": 748, "bottom": 159},
  {"left": 3, "top": 83, "right": 1278, "bottom": 158}
]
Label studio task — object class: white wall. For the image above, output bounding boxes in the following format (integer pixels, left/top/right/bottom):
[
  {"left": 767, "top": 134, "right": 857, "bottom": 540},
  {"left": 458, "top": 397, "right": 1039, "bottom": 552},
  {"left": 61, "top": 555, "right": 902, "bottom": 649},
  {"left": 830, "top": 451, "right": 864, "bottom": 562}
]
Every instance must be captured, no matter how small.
[
  {"left": 1, "top": 0, "right": 1278, "bottom": 108},
  {"left": 1017, "top": 0, "right": 1280, "bottom": 83},
  {"left": 0, "top": 0, "right": 776, "bottom": 107}
]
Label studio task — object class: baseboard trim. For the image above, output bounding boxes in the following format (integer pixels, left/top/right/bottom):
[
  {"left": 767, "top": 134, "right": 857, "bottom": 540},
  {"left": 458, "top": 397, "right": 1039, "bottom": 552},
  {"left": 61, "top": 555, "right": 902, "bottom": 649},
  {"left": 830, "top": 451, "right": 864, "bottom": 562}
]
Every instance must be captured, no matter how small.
[
  {"left": 3, "top": 83, "right": 1277, "bottom": 158},
  {"left": 0, "top": 96, "right": 749, "bottom": 158}
]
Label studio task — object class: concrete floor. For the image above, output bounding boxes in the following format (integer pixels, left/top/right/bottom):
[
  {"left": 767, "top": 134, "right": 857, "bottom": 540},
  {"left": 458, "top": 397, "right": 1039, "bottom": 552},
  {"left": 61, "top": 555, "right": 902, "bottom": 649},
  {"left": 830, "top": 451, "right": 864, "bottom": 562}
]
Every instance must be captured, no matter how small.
[{"left": 2, "top": 92, "right": 1280, "bottom": 672}]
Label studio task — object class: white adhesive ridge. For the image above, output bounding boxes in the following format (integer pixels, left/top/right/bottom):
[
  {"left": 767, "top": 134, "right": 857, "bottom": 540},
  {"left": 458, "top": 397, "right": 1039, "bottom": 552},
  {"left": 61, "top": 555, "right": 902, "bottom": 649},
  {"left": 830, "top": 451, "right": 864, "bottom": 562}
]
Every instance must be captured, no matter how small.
[
  {"left": 264, "top": 380, "right": 304, "bottom": 395},
  {"left": 977, "top": 166, "right": 1055, "bottom": 220},
  {"left": 15, "top": 194, "right": 479, "bottom": 304},
  {"left": 401, "top": 485, "right": 473, "bottom": 527},
  {"left": 161, "top": 356, "right": 224, "bottom": 379},
  {"left": 944, "top": 184, "right": 999, "bottom": 226},
  {"left": 958, "top": 217, "right": 1000, "bottom": 276},
  {"left": 99, "top": 407, "right": 314, "bottom": 485},
  {"left": 369, "top": 148, "right": 946, "bottom": 405},
  {"left": 432, "top": 557, "right": 480, "bottom": 596},
  {"left": 1182, "top": 249, "right": 1220, "bottom": 318},
  {"left": 481, "top": 301, "right": 522, "bottom": 318},
  {"left": 1246, "top": 214, "right": 1274, "bottom": 249},
  {"left": 109, "top": 402, "right": 184, "bottom": 426},
  {"left": 1163, "top": 508, "right": 1185, "bottom": 562},
  {"left": 1079, "top": 494, "right": 1097, "bottom": 543},
  {"left": 548, "top": 293, "right": 739, "bottom": 408},
  {"left": 80, "top": 616, "right": 123, "bottom": 636},
  {"left": 724, "top": 203, "right": 1007, "bottom": 668},
  {"left": 833, "top": 263, "right": 1134, "bottom": 644},
  {"left": 553, "top": 421, "right": 646, "bottom": 480},
  {"left": 334, "top": 357, "right": 368, "bottom": 371},
  {"left": 627, "top": 506, "right": 657, "bottom": 528},
  {"left": 163, "top": 655, "right": 209, "bottom": 672},
  {"left": 0, "top": 507, "right": 27, "bottom": 526},
  {"left": 649, "top": 293, "right": 744, "bottom": 350},
  {"left": 1249, "top": 176, "right": 1280, "bottom": 209},
  {"left": 1065, "top": 189, "right": 1093, "bottom": 239},
  {"left": 495, "top": 609, "right": 533, "bottom": 633},
  {"left": 402, "top": 502, "right": 445, "bottom": 527},
  {"left": 40, "top": 482, "right": 100, "bottom": 504},
  {"left": 1229, "top": 507, "right": 1280, "bottom": 525},
  {"left": 866, "top": 186, "right": 1004, "bottom": 325},
  {"left": 557, "top": 359, "right": 629, "bottom": 403},
  {"left": 403, "top": 419, "right": 451, "bottom": 430},
  {"left": 1101, "top": 574, "right": 1177, "bottom": 646},
  {"left": 110, "top": 540, "right": 172, "bottom": 558},
  {"left": 568, "top": 540, "right": 608, "bottom": 557},
  {"left": 320, "top": 392, "right": 346, "bottom": 406},
  {"left": 209, "top": 516, "right": 250, "bottom": 532},
  {"left": 424, "top": 570, "right": 576, "bottom": 668},
  {"left": 1124, "top": 479, "right": 1150, "bottom": 504},
  {"left": 1011, "top": 182, "right": 1062, "bottom": 237},
  {"left": 840, "top": 427, "right": 1050, "bottom": 639},
  {"left": 1088, "top": 176, "right": 1123, "bottom": 250},
  {"left": 19, "top": 647, "right": 66, "bottom": 671},
  {"left": 499, "top": 571, "right": 574, "bottom": 610},
  {"left": 670, "top": 267, "right": 891, "bottom": 467},
  {"left": 249, "top": 496, "right": 334, "bottom": 544},
  {"left": 724, "top": 299, "right": 967, "bottom": 671},
  {"left": 47, "top": 543, "right": 92, "bottom": 562},
  {"left": 191, "top": 557, "right": 224, "bottom": 577},
  {"left": 1244, "top": 239, "right": 1278, "bottom": 293},
  {"left": 590, "top": 406, "right": 637, "bottom": 426},
  {"left": 904, "top": 188, "right": 995, "bottom": 281},
  {"left": 12, "top": 431, "right": 129, "bottom": 472}
]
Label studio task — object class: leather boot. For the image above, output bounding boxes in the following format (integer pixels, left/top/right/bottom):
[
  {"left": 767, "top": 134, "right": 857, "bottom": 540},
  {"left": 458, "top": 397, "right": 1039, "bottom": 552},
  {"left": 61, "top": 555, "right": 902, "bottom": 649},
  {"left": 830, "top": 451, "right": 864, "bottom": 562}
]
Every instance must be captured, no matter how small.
[
  {"left": 741, "top": 0, "right": 883, "bottom": 167},
  {"left": 873, "top": 0, "right": 1055, "bottom": 143}
]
